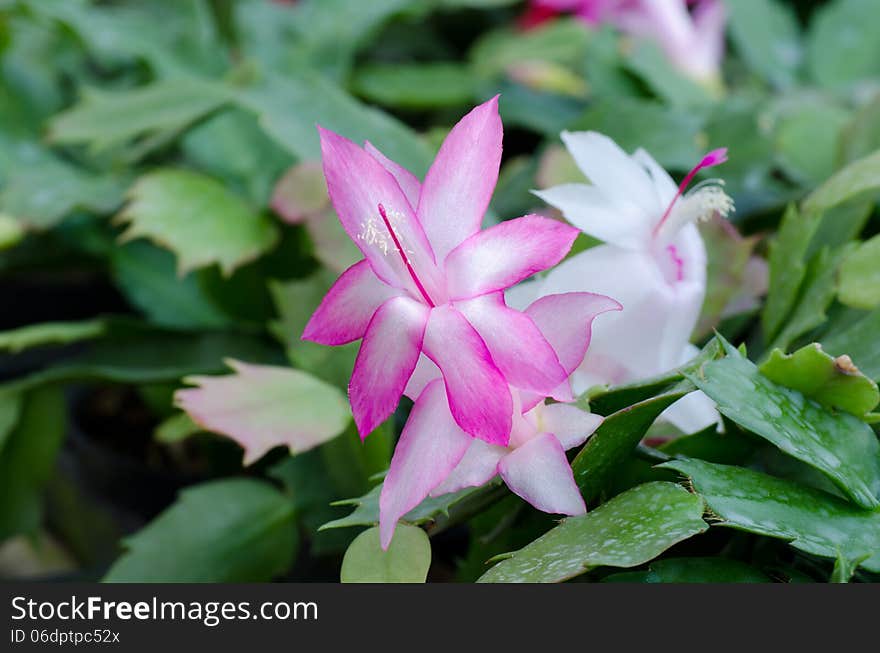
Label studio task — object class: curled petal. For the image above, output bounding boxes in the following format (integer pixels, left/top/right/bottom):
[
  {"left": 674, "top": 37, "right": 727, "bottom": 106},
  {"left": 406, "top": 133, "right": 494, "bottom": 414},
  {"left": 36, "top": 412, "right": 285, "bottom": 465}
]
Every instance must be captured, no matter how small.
[
  {"left": 417, "top": 96, "right": 503, "bottom": 261},
  {"left": 445, "top": 214, "right": 578, "bottom": 300},
  {"left": 497, "top": 433, "right": 586, "bottom": 516},
  {"left": 349, "top": 296, "right": 429, "bottom": 438},
  {"left": 302, "top": 260, "right": 402, "bottom": 345},
  {"left": 423, "top": 305, "right": 512, "bottom": 445},
  {"left": 379, "top": 380, "right": 471, "bottom": 549},
  {"left": 456, "top": 293, "right": 566, "bottom": 394}
]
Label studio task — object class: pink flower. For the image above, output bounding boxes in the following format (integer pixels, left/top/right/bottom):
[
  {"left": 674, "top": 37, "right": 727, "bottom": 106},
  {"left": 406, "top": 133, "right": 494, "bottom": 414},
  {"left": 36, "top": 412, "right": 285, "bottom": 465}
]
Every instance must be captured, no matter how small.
[
  {"left": 378, "top": 292, "right": 620, "bottom": 549},
  {"left": 302, "top": 98, "right": 579, "bottom": 446},
  {"left": 531, "top": 0, "right": 727, "bottom": 84}
]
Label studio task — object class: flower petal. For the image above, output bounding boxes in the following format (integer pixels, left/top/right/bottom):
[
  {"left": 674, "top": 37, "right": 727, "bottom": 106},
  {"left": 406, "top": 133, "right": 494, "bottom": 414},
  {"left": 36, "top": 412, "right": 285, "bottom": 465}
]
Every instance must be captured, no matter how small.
[
  {"left": 417, "top": 96, "right": 503, "bottom": 261},
  {"left": 455, "top": 293, "right": 567, "bottom": 394},
  {"left": 302, "top": 259, "right": 402, "bottom": 345},
  {"left": 539, "top": 403, "right": 603, "bottom": 450},
  {"left": 532, "top": 183, "right": 651, "bottom": 250},
  {"left": 318, "top": 126, "right": 439, "bottom": 294},
  {"left": 379, "top": 380, "right": 471, "bottom": 549},
  {"left": 349, "top": 296, "right": 429, "bottom": 438},
  {"left": 423, "top": 305, "right": 512, "bottom": 445},
  {"left": 497, "top": 433, "right": 586, "bottom": 515},
  {"left": 525, "top": 291, "right": 622, "bottom": 377},
  {"left": 430, "top": 438, "right": 506, "bottom": 497},
  {"left": 364, "top": 140, "right": 422, "bottom": 209},
  {"left": 445, "top": 214, "right": 578, "bottom": 299},
  {"left": 403, "top": 354, "right": 441, "bottom": 400},
  {"left": 560, "top": 130, "right": 659, "bottom": 217}
]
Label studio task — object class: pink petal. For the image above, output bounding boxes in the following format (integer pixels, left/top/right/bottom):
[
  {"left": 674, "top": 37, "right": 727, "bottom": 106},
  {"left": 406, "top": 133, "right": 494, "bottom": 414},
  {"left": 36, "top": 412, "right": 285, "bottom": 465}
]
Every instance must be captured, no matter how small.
[
  {"left": 455, "top": 293, "right": 567, "bottom": 394},
  {"left": 349, "top": 296, "right": 429, "bottom": 438},
  {"left": 379, "top": 380, "right": 472, "bottom": 549},
  {"left": 497, "top": 433, "right": 586, "bottom": 516},
  {"left": 417, "top": 97, "right": 503, "bottom": 261},
  {"left": 524, "top": 292, "right": 622, "bottom": 375},
  {"left": 317, "top": 127, "right": 440, "bottom": 296},
  {"left": 403, "top": 354, "right": 441, "bottom": 400},
  {"left": 539, "top": 403, "right": 603, "bottom": 450},
  {"left": 445, "top": 214, "right": 579, "bottom": 299},
  {"left": 302, "top": 259, "right": 402, "bottom": 345},
  {"left": 176, "top": 360, "right": 351, "bottom": 466},
  {"left": 422, "top": 305, "right": 512, "bottom": 445},
  {"left": 430, "top": 438, "right": 505, "bottom": 497},
  {"left": 364, "top": 141, "right": 422, "bottom": 209}
]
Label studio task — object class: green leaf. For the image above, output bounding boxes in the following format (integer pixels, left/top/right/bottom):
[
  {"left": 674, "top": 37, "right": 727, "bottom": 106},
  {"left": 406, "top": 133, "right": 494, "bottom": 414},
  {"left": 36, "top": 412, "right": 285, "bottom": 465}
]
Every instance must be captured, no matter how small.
[
  {"left": 0, "top": 157, "right": 126, "bottom": 229},
  {"left": 0, "top": 386, "right": 65, "bottom": 541},
  {"left": 340, "top": 525, "right": 431, "bottom": 583},
  {"left": 7, "top": 329, "right": 283, "bottom": 391},
  {"left": 117, "top": 169, "right": 279, "bottom": 276},
  {"left": 759, "top": 343, "right": 879, "bottom": 418},
  {"left": 352, "top": 63, "right": 476, "bottom": 109},
  {"left": 831, "top": 551, "right": 868, "bottom": 582},
  {"left": 105, "top": 479, "right": 297, "bottom": 582},
  {"left": 269, "top": 273, "right": 358, "bottom": 388},
  {"left": 775, "top": 101, "right": 851, "bottom": 186},
  {"left": 477, "top": 482, "right": 708, "bottom": 583},
  {"left": 0, "top": 319, "right": 106, "bottom": 354},
  {"left": 47, "top": 79, "right": 232, "bottom": 158},
  {"left": 176, "top": 359, "right": 350, "bottom": 465},
  {"left": 725, "top": 0, "right": 802, "bottom": 88},
  {"left": 572, "top": 385, "right": 695, "bottom": 502},
  {"left": 238, "top": 70, "right": 432, "bottom": 176},
  {"left": 154, "top": 412, "right": 201, "bottom": 444},
  {"left": 821, "top": 309, "right": 880, "bottom": 381},
  {"left": 624, "top": 41, "right": 715, "bottom": 108},
  {"left": 802, "top": 149, "right": 880, "bottom": 215},
  {"left": 686, "top": 340, "right": 880, "bottom": 509},
  {"left": 807, "top": 0, "right": 880, "bottom": 89},
  {"left": 0, "top": 390, "right": 23, "bottom": 457},
  {"left": 604, "top": 557, "right": 771, "bottom": 583},
  {"left": 584, "top": 339, "right": 722, "bottom": 416},
  {"left": 570, "top": 97, "right": 704, "bottom": 170},
  {"left": 839, "top": 234, "right": 880, "bottom": 309},
  {"left": 320, "top": 478, "right": 492, "bottom": 531},
  {"left": 770, "top": 244, "right": 854, "bottom": 351},
  {"left": 660, "top": 459, "right": 880, "bottom": 572},
  {"left": 841, "top": 95, "right": 880, "bottom": 163},
  {"left": 696, "top": 215, "right": 759, "bottom": 337},
  {"left": 762, "top": 203, "right": 823, "bottom": 341},
  {"left": 469, "top": 20, "right": 589, "bottom": 79},
  {"left": 110, "top": 242, "right": 232, "bottom": 330}
]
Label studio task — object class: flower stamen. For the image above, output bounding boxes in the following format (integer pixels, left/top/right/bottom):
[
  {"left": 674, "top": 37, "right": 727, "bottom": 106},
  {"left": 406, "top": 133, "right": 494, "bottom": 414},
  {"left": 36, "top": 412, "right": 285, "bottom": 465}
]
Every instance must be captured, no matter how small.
[{"left": 377, "top": 203, "right": 436, "bottom": 307}]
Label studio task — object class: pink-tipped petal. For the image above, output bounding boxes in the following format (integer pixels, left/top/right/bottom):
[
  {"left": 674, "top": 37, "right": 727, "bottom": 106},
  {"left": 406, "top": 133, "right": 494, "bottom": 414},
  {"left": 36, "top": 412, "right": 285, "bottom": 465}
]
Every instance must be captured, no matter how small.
[
  {"left": 445, "top": 215, "right": 579, "bottom": 300},
  {"left": 403, "top": 354, "right": 441, "bottom": 400},
  {"left": 379, "top": 380, "right": 472, "bottom": 549},
  {"left": 423, "top": 305, "right": 513, "bottom": 445},
  {"left": 417, "top": 96, "right": 503, "bottom": 261},
  {"left": 430, "top": 438, "right": 506, "bottom": 497},
  {"left": 364, "top": 141, "right": 422, "bottom": 209},
  {"left": 497, "top": 433, "right": 586, "bottom": 516},
  {"left": 455, "top": 293, "right": 567, "bottom": 394},
  {"left": 525, "top": 292, "right": 622, "bottom": 375},
  {"left": 540, "top": 403, "right": 603, "bottom": 450},
  {"left": 317, "top": 127, "right": 439, "bottom": 294},
  {"left": 302, "top": 260, "right": 402, "bottom": 345},
  {"left": 349, "top": 296, "right": 429, "bottom": 438}
]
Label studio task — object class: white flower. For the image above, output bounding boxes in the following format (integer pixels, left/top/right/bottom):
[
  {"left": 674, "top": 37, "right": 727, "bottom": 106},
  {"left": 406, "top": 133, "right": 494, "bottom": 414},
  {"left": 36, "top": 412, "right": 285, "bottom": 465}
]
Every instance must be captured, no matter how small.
[{"left": 512, "top": 131, "right": 733, "bottom": 434}]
